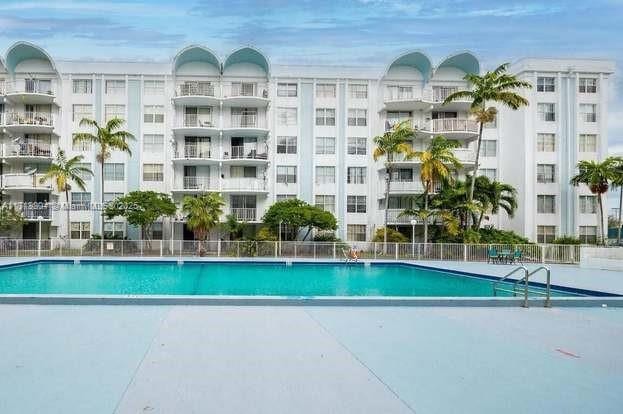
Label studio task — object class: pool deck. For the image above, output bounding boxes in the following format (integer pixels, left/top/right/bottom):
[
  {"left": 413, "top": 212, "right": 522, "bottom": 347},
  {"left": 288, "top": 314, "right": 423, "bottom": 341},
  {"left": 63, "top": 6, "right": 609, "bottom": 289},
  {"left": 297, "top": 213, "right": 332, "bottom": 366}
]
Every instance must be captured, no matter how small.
[{"left": 1, "top": 257, "right": 622, "bottom": 413}]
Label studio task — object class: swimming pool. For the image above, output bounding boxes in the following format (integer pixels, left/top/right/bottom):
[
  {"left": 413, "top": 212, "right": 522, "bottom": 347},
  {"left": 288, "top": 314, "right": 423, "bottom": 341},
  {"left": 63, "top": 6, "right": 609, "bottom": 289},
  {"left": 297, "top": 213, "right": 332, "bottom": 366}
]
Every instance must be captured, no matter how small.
[{"left": 0, "top": 261, "right": 582, "bottom": 297}]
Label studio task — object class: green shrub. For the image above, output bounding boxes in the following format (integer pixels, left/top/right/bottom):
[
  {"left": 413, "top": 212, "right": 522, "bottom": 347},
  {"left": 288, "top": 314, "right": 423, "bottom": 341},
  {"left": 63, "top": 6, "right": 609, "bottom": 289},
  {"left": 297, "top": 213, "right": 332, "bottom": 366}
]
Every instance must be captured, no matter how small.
[
  {"left": 552, "top": 236, "right": 582, "bottom": 245},
  {"left": 371, "top": 227, "right": 409, "bottom": 243}
]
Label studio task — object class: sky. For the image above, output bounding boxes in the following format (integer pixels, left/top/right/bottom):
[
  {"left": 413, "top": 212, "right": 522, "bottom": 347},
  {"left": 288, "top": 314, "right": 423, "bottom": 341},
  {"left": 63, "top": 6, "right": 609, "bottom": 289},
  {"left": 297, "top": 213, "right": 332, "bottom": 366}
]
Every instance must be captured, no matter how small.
[{"left": 1, "top": 0, "right": 623, "bottom": 206}]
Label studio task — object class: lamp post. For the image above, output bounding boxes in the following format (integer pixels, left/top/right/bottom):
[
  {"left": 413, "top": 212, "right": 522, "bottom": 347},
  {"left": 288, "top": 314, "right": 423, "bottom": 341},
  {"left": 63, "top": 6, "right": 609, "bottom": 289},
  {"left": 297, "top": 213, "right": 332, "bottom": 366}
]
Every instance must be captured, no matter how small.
[
  {"left": 410, "top": 219, "right": 417, "bottom": 258},
  {"left": 37, "top": 215, "right": 43, "bottom": 256},
  {"left": 278, "top": 220, "right": 283, "bottom": 256}
]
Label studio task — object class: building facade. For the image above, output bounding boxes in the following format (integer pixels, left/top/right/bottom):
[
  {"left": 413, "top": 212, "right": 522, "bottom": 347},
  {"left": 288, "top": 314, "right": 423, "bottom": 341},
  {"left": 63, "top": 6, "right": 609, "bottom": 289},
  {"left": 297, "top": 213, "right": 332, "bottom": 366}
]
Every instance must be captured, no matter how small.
[{"left": 0, "top": 42, "right": 615, "bottom": 242}]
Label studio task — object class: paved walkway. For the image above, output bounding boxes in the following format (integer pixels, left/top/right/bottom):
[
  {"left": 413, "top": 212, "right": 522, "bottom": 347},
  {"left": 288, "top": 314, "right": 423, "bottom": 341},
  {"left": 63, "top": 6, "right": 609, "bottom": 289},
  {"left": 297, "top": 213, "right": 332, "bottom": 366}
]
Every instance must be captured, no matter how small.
[{"left": 1, "top": 305, "right": 622, "bottom": 414}]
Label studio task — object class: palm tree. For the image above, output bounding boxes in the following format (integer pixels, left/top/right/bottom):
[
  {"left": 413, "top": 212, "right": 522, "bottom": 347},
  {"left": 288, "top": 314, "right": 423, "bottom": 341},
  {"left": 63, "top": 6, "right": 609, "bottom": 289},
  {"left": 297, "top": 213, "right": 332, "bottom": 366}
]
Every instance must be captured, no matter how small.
[
  {"left": 471, "top": 176, "right": 517, "bottom": 228},
  {"left": 570, "top": 157, "right": 622, "bottom": 244},
  {"left": 372, "top": 120, "right": 415, "bottom": 245},
  {"left": 39, "top": 150, "right": 93, "bottom": 243},
  {"left": 612, "top": 161, "right": 623, "bottom": 245},
  {"left": 443, "top": 63, "right": 531, "bottom": 222},
  {"left": 182, "top": 193, "right": 225, "bottom": 255},
  {"left": 72, "top": 117, "right": 134, "bottom": 237},
  {"left": 411, "top": 136, "right": 462, "bottom": 244}
]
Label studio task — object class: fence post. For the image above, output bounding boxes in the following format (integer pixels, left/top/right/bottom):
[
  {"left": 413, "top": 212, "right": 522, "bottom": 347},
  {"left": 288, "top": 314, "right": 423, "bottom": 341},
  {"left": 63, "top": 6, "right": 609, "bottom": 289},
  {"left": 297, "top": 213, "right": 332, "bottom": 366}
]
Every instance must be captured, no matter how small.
[
  {"left": 37, "top": 239, "right": 41, "bottom": 257},
  {"left": 237, "top": 242, "right": 240, "bottom": 258},
  {"left": 179, "top": 240, "right": 182, "bottom": 258},
  {"left": 313, "top": 243, "right": 316, "bottom": 259},
  {"left": 100, "top": 239, "right": 104, "bottom": 257},
  {"left": 15, "top": 240, "right": 19, "bottom": 257},
  {"left": 139, "top": 240, "right": 143, "bottom": 257},
  {"left": 440, "top": 243, "right": 444, "bottom": 261},
  {"left": 395, "top": 243, "right": 398, "bottom": 260},
  {"left": 463, "top": 244, "right": 467, "bottom": 262},
  {"left": 374, "top": 243, "right": 377, "bottom": 260},
  {"left": 217, "top": 240, "right": 221, "bottom": 257},
  {"left": 541, "top": 245, "right": 545, "bottom": 264},
  {"left": 274, "top": 241, "right": 278, "bottom": 257},
  {"left": 160, "top": 240, "right": 163, "bottom": 257},
  {"left": 294, "top": 243, "right": 297, "bottom": 259},
  {"left": 333, "top": 242, "right": 336, "bottom": 260}
]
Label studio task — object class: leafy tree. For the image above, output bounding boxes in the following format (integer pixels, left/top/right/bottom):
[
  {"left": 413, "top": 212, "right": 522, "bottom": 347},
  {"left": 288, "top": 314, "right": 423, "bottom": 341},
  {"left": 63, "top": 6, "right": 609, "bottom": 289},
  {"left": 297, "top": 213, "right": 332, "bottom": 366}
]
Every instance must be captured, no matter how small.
[
  {"left": 470, "top": 176, "right": 517, "bottom": 228},
  {"left": 262, "top": 199, "right": 337, "bottom": 240},
  {"left": 611, "top": 161, "right": 623, "bottom": 245},
  {"left": 255, "top": 227, "right": 277, "bottom": 241},
  {"left": 372, "top": 120, "right": 415, "bottom": 244},
  {"left": 182, "top": 193, "right": 225, "bottom": 253},
  {"left": 39, "top": 150, "right": 92, "bottom": 241},
  {"left": 0, "top": 203, "right": 24, "bottom": 234},
  {"left": 371, "top": 227, "right": 408, "bottom": 243},
  {"left": 444, "top": 63, "right": 531, "bottom": 222},
  {"left": 570, "top": 157, "right": 622, "bottom": 244},
  {"left": 73, "top": 117, "right": 135, "bottom": 236},
  {"left": 104, "top": 191, "right": 176, "bottom": 242},
  {"left": 222, "top": 214, "right": 246, "bottom": 240}
]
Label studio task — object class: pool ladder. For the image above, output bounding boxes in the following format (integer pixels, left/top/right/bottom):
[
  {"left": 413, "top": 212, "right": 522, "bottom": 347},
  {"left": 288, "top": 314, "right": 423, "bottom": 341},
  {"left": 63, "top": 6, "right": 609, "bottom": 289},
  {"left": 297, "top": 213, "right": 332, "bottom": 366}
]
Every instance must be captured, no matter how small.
[{"left": 493, "top": 266, "right": 551, "bottom": 308}]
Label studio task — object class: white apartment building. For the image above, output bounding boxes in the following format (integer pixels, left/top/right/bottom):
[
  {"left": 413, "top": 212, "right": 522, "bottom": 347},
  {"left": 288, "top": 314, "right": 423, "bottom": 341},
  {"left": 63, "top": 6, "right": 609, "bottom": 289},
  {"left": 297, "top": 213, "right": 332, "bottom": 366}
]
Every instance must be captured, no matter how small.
[{"left": 0, "top": 42, "right": 615, "bottom": 242}]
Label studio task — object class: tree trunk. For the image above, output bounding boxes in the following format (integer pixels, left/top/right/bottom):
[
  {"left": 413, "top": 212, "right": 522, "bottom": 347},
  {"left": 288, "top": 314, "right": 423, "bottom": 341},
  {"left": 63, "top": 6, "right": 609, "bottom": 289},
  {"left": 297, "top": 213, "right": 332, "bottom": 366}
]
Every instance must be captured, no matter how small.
[
  {"left": 468, "top": 121, "right": 484, "bottom": 228},
  {"left": 383, "top": 165, "right": 392, "bottom": 246},
  {"left": 597, "top": 193, "right": 605, "bottom": 245},
  {"left": 423, "top": 188, "right": 429, "bottom": 244},
  {"left": 100, "top": 159, "right": 105, "bottom": 238},
  {"left": 618, "top": 187, "right": 622, "bottom": 245},
  {"left": 65, "top": 188, "right": 70, "bottom": 248}
]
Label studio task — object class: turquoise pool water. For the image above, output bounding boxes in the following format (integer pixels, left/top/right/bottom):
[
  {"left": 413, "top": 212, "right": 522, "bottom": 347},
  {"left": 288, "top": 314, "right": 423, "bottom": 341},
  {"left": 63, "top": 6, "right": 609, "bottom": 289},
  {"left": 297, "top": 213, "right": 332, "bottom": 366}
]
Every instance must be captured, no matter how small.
[{"left": 0, "top": 261, "right": 577, "bottom": 297}]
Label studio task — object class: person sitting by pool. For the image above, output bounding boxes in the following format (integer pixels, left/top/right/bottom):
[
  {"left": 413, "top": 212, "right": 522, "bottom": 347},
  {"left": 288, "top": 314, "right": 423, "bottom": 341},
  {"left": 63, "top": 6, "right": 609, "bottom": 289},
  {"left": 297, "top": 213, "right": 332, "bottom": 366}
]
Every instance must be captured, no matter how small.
[{"left": 348, "top": 247, "right": 359, "bottom": 262}]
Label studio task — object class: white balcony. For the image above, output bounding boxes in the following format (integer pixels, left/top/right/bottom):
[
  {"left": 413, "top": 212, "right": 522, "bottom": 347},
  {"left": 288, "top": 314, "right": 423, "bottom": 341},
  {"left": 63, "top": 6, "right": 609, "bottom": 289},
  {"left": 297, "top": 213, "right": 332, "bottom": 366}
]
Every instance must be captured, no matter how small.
[
  {"left": 224, "top": 114, "right": 268, "bottom": 136},
  {"left": 1, "top": 173, "right": 52, "bottom": 192},
  {"left": 4, "top": 112, "right": 56, "bottom": 134},
  {"left": 172, "top": 144, "right": 216, "bottom": 165},
  {"left": 5, "top": 79, "right": 56, "bottom": 104},
  {"left": 422, "top": 119, "right": 479, "bottom": 139},
  {"left": 173, "top": 81, "right": 219, "bottom": 106},
  {"left": 222, "top": 82, "right": 269, "bottom": 107},
  {"left": 2, "top": 143, "right": 55, "bottom": 161},
  {"left": 172, "top": 114, "right": 219, "bottom": 136},
  {"left": 222, "top": 144, "right": 269, "bottom": 165},
  {"left": 377, "top": 179, "right": 441, "bottom": 196},
  {"left": 221, "top": 178, "right": 268, "bottom": 194},
  {"left": 21, "top": 205, "right": 52, "bottom": 221},
  {"left": 383, "top": 85, "right": 471, "bottom": 111},
  {"left": 380, "top": 209, "right": 439, "bottom": 225},
  {"left": 230, "top": 208, "right": 258, "bottom": 222},
  {"left": 171, "top": 176, "right": 217, "bottom": 194}
]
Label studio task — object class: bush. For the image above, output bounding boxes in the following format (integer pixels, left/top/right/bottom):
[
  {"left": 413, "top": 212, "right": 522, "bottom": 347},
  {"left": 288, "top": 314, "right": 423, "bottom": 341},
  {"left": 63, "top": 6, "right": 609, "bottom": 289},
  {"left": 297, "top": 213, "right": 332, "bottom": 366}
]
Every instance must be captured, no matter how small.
[
  {"left": 255, "top": 227, "right": 277, "bottom": 241},
  {"left": 313, "top": 232, "right": 341, "bottom": 242},
  {"left": 552, "top": 236, "right": 582, "bottom": 245},
  {"left": 372, "top": 227, "right": 409, "bottom": 243},
  {"left": 477, "top": 227, "right": 531, "bottom": 244}
]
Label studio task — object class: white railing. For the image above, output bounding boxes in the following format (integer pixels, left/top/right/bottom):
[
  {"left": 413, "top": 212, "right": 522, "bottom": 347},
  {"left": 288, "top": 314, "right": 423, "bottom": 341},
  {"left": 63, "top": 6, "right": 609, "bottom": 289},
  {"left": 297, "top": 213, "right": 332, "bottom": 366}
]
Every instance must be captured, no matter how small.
[
  {"left": 0, "top": 239, "right": 585, "bottom": 264},
  {"left": 222, "top": 178, "right": 267, "bottom": 192},
  {"left": 383, "top": 209, "right": 439, "bottom": 225},
  {"left": 5, "top": 112, "right": 55, "bottom": 127},
  {"left": 230, "top": 114, "right": 262, "bottom": 128},
  {"left": 182, "top": 176, "right": 211, "bottom": 190},
  {"left": 7, "top": 79, "right": 54, "bottom": 95},
  {"left": 224, "top": 82, "right": 268, "bottom": 98},
  {"left": 21, "top": 206, "right": 51, "bottom": 220},
  {"left": 385, "top": 119, "right": 423, "bottom": 131},
  {"left": 230, "top": 208, "right": 257, "bottom": 222},
  {"left": 227, "top": 145, "right": 268, "bottom": 160},
  {"left": 385, "top": 86, "right": 420, "bottom": 101},
  {"left": 453, "top": 148, "right": 476, "bottom": 163},
  {"left": 428, "top": 119, "right": 479, "bottom": 134},
  {"left": 180, "top": 114, "right": 215, "bottom": 128},
  {"left": 1, "top": 173, "right": 52, "bottom": 189},
  {"left": 176, "top": 82, "right": 216, "bottom": 97},
  {"left": 177, "top": 144, "right": 212, "bottom": 159},
  {"left": 3, "top": 143, "right": 54, "bottom": 158},
  {"left": 0, "top": 80, "right": 5, "bottom": 95},
  {"left": 379, "top": 180, "right": 441, "bottom": 194}
]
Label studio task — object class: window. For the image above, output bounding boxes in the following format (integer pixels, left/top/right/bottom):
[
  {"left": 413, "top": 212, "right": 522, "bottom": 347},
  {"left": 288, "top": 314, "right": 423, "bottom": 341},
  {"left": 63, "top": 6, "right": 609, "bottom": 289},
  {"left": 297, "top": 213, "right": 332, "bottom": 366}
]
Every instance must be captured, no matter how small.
[
  {"left": 71, "top": 192, "right": 91, "bottom": 210},
  {"left": 143, "top": 164, "right": 163, "bottom": 182},
  {"left": 103, "top": 163, "right": 124, "bottom": 181},
  {"left": 72, "top": 137, "right": 91, "bottom": 152},
  {"left": 105, "top": 80, "right": 125, "bottom": 95},
  {"left": 479, "top": 140, "right": 497, "bottom": 157},
  {"left": 580, "top": 104, "right": 597, "bottom": 122},
  {"left": 479, "top": 168, "right": 497, "bottom": 181},
  {"left": 349, "top": 84, "right": 367, "bottom": 99},
  {"left": 347, "top": 137, "right": 367, "bottom": 155},
  {"left": 144, "top": 105, "right": 164, "bottom": 123},
  {"left": 391, "top": 169, "right": 413, "bottom": 181},
  {"left": 75, "top": 162, "right": 92, "bottom": 181},
  {"left": 277, "top": 136, "right": 297, "bottom": 154},
  {"left": 347, "top": 195, "right": 367, "bottom": 213},
  {"left": 537, "top": 195, "right": 556, "bottom": 214},
  {"left": 277, "top": 83, "right": 297, "bottom": 97},
  {"left": 537, "top": 226, "right": 556, "bottom": 243},
  {"left": 348, "top": 109, "right": 367, "bottom": 126},
  {"left": 143, "top": 134, "right": 164, "bottom": 152},
  {"left": 579, "top": 78, "right": 597, "bottom": 93},
  {"left": 276, "top": 194, "right": 296, "bottom": 201},
  {"left": 104, "top": 192, "right": 123, "bottom": 204},
  {"left": 579, "top": 226, "right": 597, "bottom": 244},
  {"left": 315, "top": 108, "right": 336, "bottom": 126},
  {"left": 277, "top": 166, "right": 297, "bottom": 184},
  {"left": 72, "top": 104, "right": 92, "bottom": 122},
  {"left": 73, "top": 79, "right": 92, "bottom": 94},
  {"left": 537, "top": 77, "right": 555, "bottom": 92},
  {"left": 70, "top": 222, "right": 90, "bottom": 239},
  {"left": 315, "top": 195, "right": 335, "bottom": 213},
  {"left": 386, "top": 85, "right": 413, "bottom": 100},
  {"left": 104, "top": 222, "right": 125, "bottom": 239},
  {"left": 347, "top": 224, "right": 367, "bottom": 241},
  {"left": 347, "top": 167, "right": 367, "bottom": 184},
  {"left": 315, "top": 166, "right": 335, "bottom": 184},
  {"left": 316, "top": 83, "right": 336, "bottom": 98},
  {"left": 537, "top": 133, "right": 556, "bottom": 152},
  {"left": 277, "top": 107, "right": 297, "bottom": 126},
  {"left": 105, "top": 104, "right": 125, "bottom": 122},
  {"left": 230, "top": 166, "right": 257, "bottom": 178},
  {"left": 579, "top": 134, "right": 598, "bottom": 152},
  {"left": 315, "top": 137, "right": 335, "bottom": 155},
  {"left": 144, "top": 80, "right": 164, "bottom": 95},
  {"left": 579, "top": 196, "right": 597, "bottom": 214},
  {"left": 537, "top": 164, "right": 556, "bottom": 183},
  {"left": 537, "top": 103, "right": 555, "bottom": 122}
]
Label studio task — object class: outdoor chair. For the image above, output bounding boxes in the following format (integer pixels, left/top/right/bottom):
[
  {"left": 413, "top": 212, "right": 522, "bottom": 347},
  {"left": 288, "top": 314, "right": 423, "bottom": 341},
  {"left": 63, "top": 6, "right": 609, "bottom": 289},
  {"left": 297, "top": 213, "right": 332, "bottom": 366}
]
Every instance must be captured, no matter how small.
[{"left": 487, "top": 248, "right": 499, "bottom": 264}]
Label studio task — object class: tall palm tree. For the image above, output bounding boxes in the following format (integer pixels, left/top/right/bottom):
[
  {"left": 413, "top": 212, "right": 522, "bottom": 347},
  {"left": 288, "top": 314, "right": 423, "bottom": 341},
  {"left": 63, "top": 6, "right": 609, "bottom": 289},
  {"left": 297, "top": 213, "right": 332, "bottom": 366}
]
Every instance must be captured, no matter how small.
[
  {"left": 570, "top": 157, "right": 622, "bottom": 245},
  {"left": 612, "top": 161, "right": 623, "bottom": 245},
  {"left": 411, "top": 136, "right": 462, "bottom": 244},
  {"left": 182, "top": 193, "right": 224, "bottom": 255},
  {"left": 39, "top": 150, "right": 93, "bottom": 242},
  {"left": 444, "top": 63, "right": 531, "bottom": 220},
  {"left": 372, "top": 120, "right": 415, "bottom": 245},
  {"left": 471, "top": 176, "right": 518, "bottom": 228},
  {"left": 72, "top": 117, "right": 134, "bottom": 237}
]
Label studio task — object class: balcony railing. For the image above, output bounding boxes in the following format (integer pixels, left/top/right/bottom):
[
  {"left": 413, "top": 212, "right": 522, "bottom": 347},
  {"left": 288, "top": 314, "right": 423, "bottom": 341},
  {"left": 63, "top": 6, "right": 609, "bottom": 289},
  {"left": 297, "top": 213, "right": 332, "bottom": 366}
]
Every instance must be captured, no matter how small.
[
  {"left": 224, "top": 83, "right": 268, "bottom": 98},
  {"left": 3, "top": 143, "right": 53, "bottom": 158},
  {"left": 7, "top": 79, "right": 54, "bottom": 95},
  {"left": 0, "top": 80, "right": 5, "bottom": 95},
  {"left": 452, "top": 148, "right": 477, "bottom": 163},
  {"left": 222, "top": 178, "right": 267, "bottom": 192},
  {"left": 228, "top": 145, "right": 268, "bottom": 160},
  {"left": 385, "top": 86, "right": 419, "bottom": 101},
  {"left": 177, "top": 144, "right": 212, "bottom": 159},
  {"left": 22, "top": 206, "right": 51, "bottom": 220},
  {"left": 182, "top": 176, "right": 211, "bottom": 190},
  {"left": 230, "top": 208, "right": 257, "bottom": 222},
  {"left": 180, "top": 114, "right": 215, "bottom": 128},
  {"left": 176, "top": 82, "right": 216, "bottom": 97},
  {"left": 230, "top": 113, "right": 262, "bottom": 128},
  {"left": 428, "top": 119, "right": 479, "bottom": 134},
  {"left": 380, "top": 180, "right": 442, "bottom": 194},
  {"left": 384, "top": 209, "right": 438, "bottom": 224},
  {"left": 5, "top": 112, "right": 54, "bottom": 127},
  {"left": 1, "top": 173, "right": 52, "bottom": 190}
]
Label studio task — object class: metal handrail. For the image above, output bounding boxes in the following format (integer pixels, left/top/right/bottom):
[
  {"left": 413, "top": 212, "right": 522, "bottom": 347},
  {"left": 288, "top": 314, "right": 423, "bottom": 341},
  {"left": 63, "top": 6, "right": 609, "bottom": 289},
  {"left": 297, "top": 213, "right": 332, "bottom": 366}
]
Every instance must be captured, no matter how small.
[
  {"left": 518, "top": 266, "right": 551, "bottom": 308},
  {"left": 493, "top": 266, "right": 529, "bottom": 306},
  {"left": 493, "top": 265, "right": 552, "bottom": 308}
]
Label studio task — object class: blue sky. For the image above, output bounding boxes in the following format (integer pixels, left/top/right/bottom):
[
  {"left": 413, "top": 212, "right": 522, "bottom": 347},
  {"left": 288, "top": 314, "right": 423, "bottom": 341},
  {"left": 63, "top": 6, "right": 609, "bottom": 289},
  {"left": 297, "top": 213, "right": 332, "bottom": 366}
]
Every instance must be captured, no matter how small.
[{"left": 1, "top": 0, "right": 622, "bottom": 203}]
